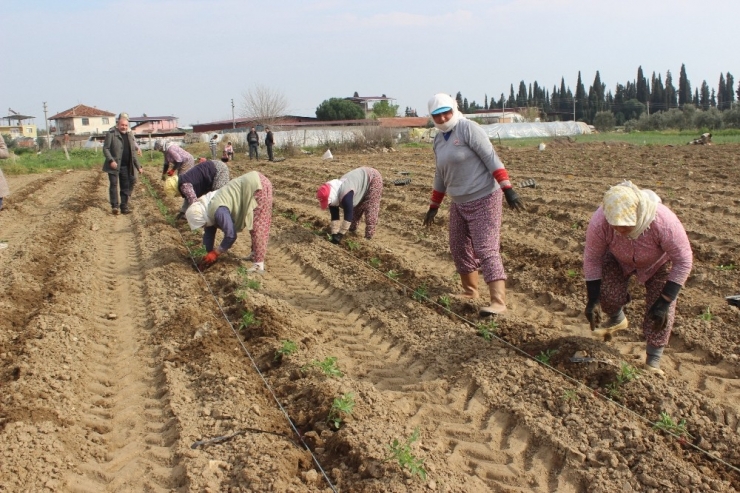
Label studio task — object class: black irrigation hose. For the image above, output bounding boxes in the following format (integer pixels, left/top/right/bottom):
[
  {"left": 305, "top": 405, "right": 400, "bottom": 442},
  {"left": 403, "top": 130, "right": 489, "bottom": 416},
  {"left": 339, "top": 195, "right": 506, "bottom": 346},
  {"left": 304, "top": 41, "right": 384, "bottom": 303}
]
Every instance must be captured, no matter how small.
[
  {"left": 141, "top": 176, "right": 339, "bottom": 492},
  {"left": 324, "top": 229, "right": 740, "bottom": 478}
]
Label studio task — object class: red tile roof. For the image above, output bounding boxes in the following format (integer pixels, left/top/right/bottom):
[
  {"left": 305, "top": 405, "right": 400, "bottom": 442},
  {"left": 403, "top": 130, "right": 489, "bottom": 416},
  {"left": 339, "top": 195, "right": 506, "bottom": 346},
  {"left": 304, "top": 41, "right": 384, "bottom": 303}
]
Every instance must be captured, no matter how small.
[
  {"left": 378, "top": 117, "right": 429, "bottom": 128},
  {"left": 49, "top": 104, "right": 116, "bottom": 120}
]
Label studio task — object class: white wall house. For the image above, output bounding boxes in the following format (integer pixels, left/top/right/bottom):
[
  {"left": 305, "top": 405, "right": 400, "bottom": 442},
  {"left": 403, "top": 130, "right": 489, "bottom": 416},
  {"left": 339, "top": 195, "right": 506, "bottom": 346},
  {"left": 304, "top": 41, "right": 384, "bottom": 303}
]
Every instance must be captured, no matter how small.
[{"left": 48, "top": 104, "right": 116, "bottom": 135}]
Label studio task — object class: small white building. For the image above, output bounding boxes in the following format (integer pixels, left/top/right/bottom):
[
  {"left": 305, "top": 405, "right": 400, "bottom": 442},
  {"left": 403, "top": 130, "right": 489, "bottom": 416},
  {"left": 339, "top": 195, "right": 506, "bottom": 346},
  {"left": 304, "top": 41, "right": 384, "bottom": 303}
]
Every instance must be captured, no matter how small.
[{"left": 48, "top": 104, "right": 116, "bottom": 135}]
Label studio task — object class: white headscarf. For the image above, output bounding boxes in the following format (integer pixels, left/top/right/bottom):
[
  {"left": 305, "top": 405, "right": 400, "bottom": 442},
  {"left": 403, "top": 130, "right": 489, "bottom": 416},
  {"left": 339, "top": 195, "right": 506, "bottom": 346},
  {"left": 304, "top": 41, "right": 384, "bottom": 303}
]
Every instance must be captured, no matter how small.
[
  {"left": 327, "top": 179, "right": 343, "bottom": 207},
  {"left": 428, "top": 93, "right": 463, "bottom": 133},
  {"left": 602, "top": 180, "right": 661, "bottom": 239},
  {"left": 185, "top": 191, "right": 217, "bottom": 230}
]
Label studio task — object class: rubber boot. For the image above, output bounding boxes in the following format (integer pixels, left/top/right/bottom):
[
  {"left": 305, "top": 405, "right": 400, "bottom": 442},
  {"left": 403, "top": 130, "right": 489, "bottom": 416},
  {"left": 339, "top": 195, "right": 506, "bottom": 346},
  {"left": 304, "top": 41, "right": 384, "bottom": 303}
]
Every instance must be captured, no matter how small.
[
  {"left": 593, "top": 307, "right": 628, "bottom": 336},
  {"left": 645, "top": 344, "right": 665, "bottom": 376},
  {"left": 479, "top": 280, "right": 507, "bottom": 317},
  {"left": 451, "top": 272, "right": 479, "bottom": 300}
]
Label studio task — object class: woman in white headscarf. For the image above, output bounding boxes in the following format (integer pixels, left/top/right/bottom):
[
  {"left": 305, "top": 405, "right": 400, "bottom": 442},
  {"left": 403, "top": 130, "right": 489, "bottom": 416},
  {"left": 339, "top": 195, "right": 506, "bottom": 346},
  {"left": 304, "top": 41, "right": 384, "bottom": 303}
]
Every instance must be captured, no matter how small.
[
  {"left": 423, "top": 93, "right": 525, "bottom": 317},
  {"left": 185, "top": 171, "right": 273, "bottom": 273},
  {"left": 316, "top": 167, "right": 383, "bottom": 244},
  {"left": 583, "top": 181, "right": 693, "bottom": 375}
]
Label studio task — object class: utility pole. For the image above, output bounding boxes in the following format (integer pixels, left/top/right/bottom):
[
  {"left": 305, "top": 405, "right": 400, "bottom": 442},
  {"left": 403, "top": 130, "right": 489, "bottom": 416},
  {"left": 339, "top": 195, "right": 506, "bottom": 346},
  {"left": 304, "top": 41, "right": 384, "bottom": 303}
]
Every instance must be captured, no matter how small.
[
  {"left": 43, "top": 101, "right": 50, "bottom": 149},
  {"left": 231, "top": 99, "right": 235, "bottom": 129}
]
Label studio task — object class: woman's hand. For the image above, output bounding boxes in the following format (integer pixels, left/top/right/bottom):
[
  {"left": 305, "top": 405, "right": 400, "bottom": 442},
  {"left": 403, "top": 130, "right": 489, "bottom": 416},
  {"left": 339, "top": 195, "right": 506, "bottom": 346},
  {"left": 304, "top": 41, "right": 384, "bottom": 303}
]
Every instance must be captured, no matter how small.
[
  {"left": 503, "top": 188, "right": 525, "bottom": 212},
  {"left": 423, "top": 207, "right": 438, "bottom": 226}
]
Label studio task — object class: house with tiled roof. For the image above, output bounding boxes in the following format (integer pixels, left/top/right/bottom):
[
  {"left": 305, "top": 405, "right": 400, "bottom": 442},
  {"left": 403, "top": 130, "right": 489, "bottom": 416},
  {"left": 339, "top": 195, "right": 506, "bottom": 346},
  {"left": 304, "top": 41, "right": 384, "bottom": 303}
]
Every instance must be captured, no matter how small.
[{"left": 48, "top": 104, "right": 116, "bottom": 135}]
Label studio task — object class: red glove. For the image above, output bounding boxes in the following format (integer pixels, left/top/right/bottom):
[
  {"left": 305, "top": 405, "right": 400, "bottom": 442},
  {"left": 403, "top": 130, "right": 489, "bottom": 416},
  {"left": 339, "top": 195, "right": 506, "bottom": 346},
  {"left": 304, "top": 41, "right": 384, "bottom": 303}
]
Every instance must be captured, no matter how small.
[
  {"left": 198, "top": 250, "right": 219, "bottom": 270},
  {"left": 167, "top": 169, "right": 176, "bottom": 176}
]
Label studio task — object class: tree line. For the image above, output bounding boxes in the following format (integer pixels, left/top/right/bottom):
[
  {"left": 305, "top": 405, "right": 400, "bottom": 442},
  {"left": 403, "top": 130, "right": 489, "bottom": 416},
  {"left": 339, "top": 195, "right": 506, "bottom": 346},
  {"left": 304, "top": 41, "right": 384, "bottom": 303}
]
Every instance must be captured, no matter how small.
[{"left": 454, "top": 64, "right": 738, "bottom": 128}]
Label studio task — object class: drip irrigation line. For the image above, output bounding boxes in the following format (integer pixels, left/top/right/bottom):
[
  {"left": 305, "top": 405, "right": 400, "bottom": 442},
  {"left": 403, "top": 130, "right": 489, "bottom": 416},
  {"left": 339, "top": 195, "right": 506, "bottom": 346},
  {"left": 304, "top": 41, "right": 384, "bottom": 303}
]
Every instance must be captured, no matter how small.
[
  {"left": 141, "top": 176, "right": 338, "bottom": 493},
  {"left": 178, "top": 230, "right": 339, "bottom": 493},
  {"left": 322, "top": 229, "right": 740, "bottom": 478}
]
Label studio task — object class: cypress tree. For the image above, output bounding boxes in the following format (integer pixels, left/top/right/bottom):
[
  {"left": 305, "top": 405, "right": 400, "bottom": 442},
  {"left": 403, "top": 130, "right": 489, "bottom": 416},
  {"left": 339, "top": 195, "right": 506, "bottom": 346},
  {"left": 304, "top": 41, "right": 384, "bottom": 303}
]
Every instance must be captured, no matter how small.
[
  {"left": 700, "top": 82, "right": 710, "bottom": 109},
  {"left": 678, "top": 64, "right": 692, "bottom": 107},
  {"left": 575, "top": 71, "right": 587, "bottom": 121},
  {"left": 636, "top": 66, "right": 649, "bottom": 104},
  {"left": 455, "top": 92, "right": 464, "bottom": 111},
  {"left": 665, "top": 70, "right": 677, "bottom": 109},
  {"left": 726, "top": 72, "right": 735, "bottom": 106},
  {"left": 718, "top": 73, "right": 726, "bottom": 110}
]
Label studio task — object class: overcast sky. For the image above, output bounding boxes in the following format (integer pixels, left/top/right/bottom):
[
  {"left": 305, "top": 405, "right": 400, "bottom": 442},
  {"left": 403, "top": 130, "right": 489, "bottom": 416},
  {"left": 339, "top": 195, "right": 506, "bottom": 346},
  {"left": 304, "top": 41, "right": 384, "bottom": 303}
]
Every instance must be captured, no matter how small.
[{"left": 3, "top": 0, "right": 738, "bottom": 127}]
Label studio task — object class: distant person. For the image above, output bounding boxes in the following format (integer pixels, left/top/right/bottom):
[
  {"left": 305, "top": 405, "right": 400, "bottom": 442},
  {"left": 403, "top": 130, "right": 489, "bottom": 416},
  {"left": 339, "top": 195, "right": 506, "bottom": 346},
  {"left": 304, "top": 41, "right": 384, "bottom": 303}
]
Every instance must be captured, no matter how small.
[
  {"left": 224, "top": 141, "right": 234, "bottom": 161},
  {"left": 265, "top": 127, "right": 275, "bottom": 161},
  {"left": 185, "top": 171, "right": 273, "bottom": 273},
  {"left": 102, "top": 113, "right": 143, "bottom": 215},
  {"left": 247, "top": 127, "right": 259, "bottom": 160},
  {"left": 155, "top": 140, "right": 195, "bottom": 180},
  {"left": 316, "top": 167, "right": 383, "bottom": 245},
  {"left": 164, "top": 158, "right": 230, "bottom": 220},
  {"left": 0, "top": 133, "right": 9, "bottom": 211},
  {"left": 423, "top": 93, "right": 524, "bottom": 317},
  {"left": 209, "top": 134, "right": 219, "bottom": 159},
  {"left": 583, "top": 181, "right": 693, "bottom": 376}
]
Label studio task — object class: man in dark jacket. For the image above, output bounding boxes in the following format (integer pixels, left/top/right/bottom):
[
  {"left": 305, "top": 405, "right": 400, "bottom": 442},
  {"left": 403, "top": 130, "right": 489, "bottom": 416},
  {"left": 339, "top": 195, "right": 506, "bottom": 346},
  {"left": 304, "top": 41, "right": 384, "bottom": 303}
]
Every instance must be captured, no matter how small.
[
  {"left": 102, "top": 113, "right": 143, "bottom": 215},
  {"left": 247, "top": 127, "right": 259, "bottom": 160},
  {"left": 265, "top": 127, "right": 275, "bottom": 161}
]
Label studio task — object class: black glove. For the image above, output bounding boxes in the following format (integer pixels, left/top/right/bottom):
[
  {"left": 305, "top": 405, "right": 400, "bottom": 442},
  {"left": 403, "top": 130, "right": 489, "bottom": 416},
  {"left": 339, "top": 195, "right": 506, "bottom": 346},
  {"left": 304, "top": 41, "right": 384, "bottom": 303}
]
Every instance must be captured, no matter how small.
[
  {"left": 423, "top": 207, "right": 438, "bottom": 226},
  {"left": 175, "top": 211, "right": 185, "bottom": 221},
  {"left": 647, "top": 297, "right": 671, "bottom": 332},
  {"left": 330, "top": 233, "right": 344, "bottom": 244},
  {"left": 585, "top": 280, "right": 602, "bottom": 330},
  {"left": 647, "top": 281, "right": 681, "bottom": 332},
  {"left": 503, "top": 188, "right": 525, "bottom": 212}
]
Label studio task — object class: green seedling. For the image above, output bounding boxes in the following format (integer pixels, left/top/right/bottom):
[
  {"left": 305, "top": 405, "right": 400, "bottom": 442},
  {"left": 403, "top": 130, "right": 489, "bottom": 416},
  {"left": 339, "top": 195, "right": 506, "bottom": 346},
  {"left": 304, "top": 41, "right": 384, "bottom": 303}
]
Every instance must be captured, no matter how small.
[
  {"left": 571, "top": 222, "right": 581, "bottom": 230},
  {"left": 327, "top": 392, "right": 355, "bottom": 429},
  {"left": 386, "top": 270, "right": 399, "bottom": 280},
  {"left": 274, "top": 340, "right": 298, "bottom": 361},
  {"left": 302, "top": 221, "right": 313, "bottom": 229},
  {"left": 476, "top": 320, "right": 498, "bottom": 341},
  {"left": 281, "top": 211, "right": 298, "bottom": 222},
  {"left": 238, "top": 310, "right": 259, "bottom": 331},
  {"left": 326, "top": 233, "right": 333, "bottom": 241},
  {"left": 616, "top": 362, "right": 641, "bottom": 385},
  {"left": 385, "top": 427, "right": 427, "bottom": 481},
  {"left": 567, "top": 269, "right": 578, "bottom": 278},
  {"left": 192, "top": 245, "right": 207, "bottom": 258},
  {"left": 303, "top": 357, "right": 343, "bottom": 378},
  {"left": 369, "top": 257, "right": 381, "bottom": 268},
  {"left": 605, "top": 381, "right": 622, "bottom": 400},
  {"left": 562, "top": 389, "right": 578, "bottom": 402},
  {"left": 437, "top": 295, "right": 451, "bottom": 310},
  {"left": 699, "top": 306, "right": 712, "bottom": 322},
  {"left": 653, "top": 411, "right": 693, "bottom": 439},
  {"left": 346, "top": 239, "right": 360, "bottom": 251},
  {"left": 412, "top": 284, "right": 428, "bottom": 302},
  {"left": 535, "top": 349, "right": 558, "bottom": 365},
  {"left": 716, "top": 263, "right": 736, "bottom": 271}
]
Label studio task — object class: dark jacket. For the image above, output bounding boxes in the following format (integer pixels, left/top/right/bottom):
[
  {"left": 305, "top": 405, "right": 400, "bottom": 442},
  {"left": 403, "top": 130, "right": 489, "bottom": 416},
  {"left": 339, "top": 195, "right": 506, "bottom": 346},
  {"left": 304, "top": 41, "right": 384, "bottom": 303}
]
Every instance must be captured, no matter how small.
[
  {"left": 102, "top": 127, "right": 141, "bottom": 175},
  {"left": 265, "top": 131, "right": 274, "bottom": 146},
  {"left": 247, "top": 130, "right": 259, "bottom": 145}
]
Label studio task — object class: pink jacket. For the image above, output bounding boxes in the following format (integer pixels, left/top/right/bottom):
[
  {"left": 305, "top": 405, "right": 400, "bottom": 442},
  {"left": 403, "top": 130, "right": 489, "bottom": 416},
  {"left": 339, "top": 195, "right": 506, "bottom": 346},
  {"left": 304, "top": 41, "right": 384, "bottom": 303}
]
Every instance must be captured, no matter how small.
[{"left": 583, "top": 204, "right": 693, "bottom": 285}]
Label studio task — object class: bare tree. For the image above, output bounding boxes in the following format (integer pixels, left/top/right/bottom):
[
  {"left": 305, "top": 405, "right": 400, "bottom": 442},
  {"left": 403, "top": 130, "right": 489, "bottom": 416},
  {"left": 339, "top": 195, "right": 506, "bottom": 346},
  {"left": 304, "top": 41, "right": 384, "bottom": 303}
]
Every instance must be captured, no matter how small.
[{"left": 241, "top": 84, "right": 289, "bottom": 126}]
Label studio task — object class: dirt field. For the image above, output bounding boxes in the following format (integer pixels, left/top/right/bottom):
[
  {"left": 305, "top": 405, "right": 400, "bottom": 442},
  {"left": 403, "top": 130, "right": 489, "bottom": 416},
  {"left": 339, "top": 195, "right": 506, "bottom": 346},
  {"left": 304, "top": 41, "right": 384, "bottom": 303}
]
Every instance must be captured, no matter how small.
[{"left": 1, "top": 141, "right": 739, "bottom": 492}]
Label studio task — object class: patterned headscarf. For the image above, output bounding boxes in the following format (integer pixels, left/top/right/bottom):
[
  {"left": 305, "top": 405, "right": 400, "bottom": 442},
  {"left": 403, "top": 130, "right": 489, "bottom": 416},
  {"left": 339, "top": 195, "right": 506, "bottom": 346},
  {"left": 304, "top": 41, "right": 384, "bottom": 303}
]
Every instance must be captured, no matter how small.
[
  {"left": 603, "top": 181, "right": 661, "bottom": 239},
  {"left": 164, "top": 175, "right": 180, "bottom": 197}
]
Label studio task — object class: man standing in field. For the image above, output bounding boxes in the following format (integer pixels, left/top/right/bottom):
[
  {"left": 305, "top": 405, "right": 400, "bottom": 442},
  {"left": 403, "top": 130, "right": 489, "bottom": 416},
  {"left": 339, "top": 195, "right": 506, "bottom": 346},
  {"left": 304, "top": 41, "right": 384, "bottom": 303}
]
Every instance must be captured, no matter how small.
[
  {"left": 247, "top": 127, "right": 259, "bottom": 160},
  {"left": 103, "top": 113, "right": 143, "bottom": 215},
  {"left": 209, "top": 134, "right": 219, "bottom": 159},
  {"left": 265, "top": 127, "right": 275, "bottom": 162}
]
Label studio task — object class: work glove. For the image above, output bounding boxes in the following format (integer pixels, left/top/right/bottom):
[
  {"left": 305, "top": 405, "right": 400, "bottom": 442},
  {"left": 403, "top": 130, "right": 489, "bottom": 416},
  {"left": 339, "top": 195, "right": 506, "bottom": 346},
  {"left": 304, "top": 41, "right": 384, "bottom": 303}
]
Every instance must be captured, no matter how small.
[
  {"left": 503, "top": 188, "right": 525, "bottom": 212},
  {"left": 585, "top": 299, "right": 601, "bottom": 331},
  {"left": 198, "top": 250, "right": 220, "bottom": 271},
  {"left": 647, "top": 297, "right": 671, "bottom": 332},
  {"left": 423, "top": 207, "right": 438, "bottom": 227},
  {"left": 585, "top": 280, "right": 602, "bottom": 331},
  {"left": 167, "top": 169, "right": 176, "bottom": 177},
  {"left": 330, "top": 233, "right": 344, "bottom": 245},
  {"left": 161, "top": 172, "right": 167, "bottom": 181},
  {"left": 175, "top": 211, "right": 185, "bottom": 221},
  {"left": 648, "top": 281, "right": 681, "bottom": 332}
]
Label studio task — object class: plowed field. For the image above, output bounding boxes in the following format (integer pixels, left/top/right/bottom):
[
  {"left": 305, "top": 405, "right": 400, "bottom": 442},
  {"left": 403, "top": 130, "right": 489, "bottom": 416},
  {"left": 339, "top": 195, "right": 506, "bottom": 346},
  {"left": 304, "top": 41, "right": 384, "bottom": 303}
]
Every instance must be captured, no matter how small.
[{"left": 1, "top": 141, "right": 739, "bottom": 492}]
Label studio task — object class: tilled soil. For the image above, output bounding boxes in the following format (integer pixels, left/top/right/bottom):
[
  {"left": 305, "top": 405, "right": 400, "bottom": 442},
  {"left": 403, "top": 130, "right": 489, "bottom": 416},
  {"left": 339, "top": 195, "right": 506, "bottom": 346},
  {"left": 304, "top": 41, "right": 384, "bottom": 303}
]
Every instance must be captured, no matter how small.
[{"left": 1, "top": 141, "right": 739, "bottom": 492}]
